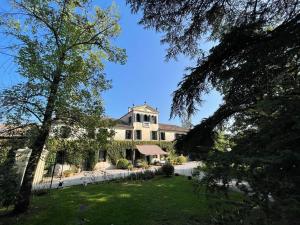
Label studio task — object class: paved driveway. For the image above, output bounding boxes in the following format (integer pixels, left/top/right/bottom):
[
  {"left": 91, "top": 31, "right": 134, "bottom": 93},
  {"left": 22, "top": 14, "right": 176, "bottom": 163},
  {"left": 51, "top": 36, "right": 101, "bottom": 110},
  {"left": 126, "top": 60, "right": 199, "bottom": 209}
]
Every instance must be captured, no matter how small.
[{"left": 32, "top": 161, "right": 201, "bottom": 190}]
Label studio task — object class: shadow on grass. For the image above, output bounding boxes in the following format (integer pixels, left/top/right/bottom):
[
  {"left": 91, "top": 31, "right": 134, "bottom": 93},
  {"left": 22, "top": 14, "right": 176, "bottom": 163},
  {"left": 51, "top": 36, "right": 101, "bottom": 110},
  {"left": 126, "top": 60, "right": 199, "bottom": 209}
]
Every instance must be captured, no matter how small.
[{"left": 0, "top": 176, "right": 241, "bottom": 225}]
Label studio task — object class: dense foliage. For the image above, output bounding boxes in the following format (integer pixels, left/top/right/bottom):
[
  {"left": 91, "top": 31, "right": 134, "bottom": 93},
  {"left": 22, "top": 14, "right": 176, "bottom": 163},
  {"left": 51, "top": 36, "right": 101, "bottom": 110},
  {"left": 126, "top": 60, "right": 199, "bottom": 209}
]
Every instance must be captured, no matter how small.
[
  {"left": 106, "top": 140, "right": 175, "bottom": 165},
  {"left": 127, "top": 0, "right": 300, "bottom": 224},
  {"left": 161, "top": 163, "right": 174, "bottom": 177},
  {"left": 0, "top": 0, "right": 126, "bottom": 213},
  {"left": 46, "top": 139, "right": 175, "bottom": 168},
  {"left": 116, "top": 158, "right": 130, "bottom": 169}
]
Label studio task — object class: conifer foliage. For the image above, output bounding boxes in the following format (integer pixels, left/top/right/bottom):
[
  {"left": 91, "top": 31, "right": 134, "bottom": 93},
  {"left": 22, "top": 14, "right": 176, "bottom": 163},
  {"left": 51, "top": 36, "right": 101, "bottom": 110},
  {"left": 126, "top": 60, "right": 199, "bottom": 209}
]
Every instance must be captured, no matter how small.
[{"left": 127, "top": 0, "right": 300, "bottom": 223}]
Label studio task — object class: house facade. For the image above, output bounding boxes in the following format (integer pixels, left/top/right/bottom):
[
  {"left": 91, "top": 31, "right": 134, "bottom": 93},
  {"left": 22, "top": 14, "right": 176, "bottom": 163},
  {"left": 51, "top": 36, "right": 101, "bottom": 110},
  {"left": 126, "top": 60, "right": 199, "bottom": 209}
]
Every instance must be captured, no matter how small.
[
  {"left": 97, "top": 104, "right": 189, "bottom": 168},
  {"left": 113, "top": 104, "right": 188, "bottom": 142}
]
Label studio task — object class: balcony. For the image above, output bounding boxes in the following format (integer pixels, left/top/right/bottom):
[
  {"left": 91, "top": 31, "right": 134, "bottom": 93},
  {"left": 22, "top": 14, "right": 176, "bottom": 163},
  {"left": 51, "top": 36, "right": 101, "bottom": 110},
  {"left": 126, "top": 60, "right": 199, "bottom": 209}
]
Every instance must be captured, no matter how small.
[{"left": 142, "top": 122, "right": 150, "bottom": 128}]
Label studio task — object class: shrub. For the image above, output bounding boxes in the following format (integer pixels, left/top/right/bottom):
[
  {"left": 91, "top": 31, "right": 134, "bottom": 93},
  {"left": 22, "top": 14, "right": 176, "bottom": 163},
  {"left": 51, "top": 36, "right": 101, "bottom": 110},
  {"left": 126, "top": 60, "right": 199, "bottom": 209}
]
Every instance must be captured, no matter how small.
[
  {"left": 63, "top": 170, "right": 72, "bottom": 177},
  {"left": 0, "top": 166, "right": 19, "bottom": 207},
  {"left": 127, "top": 163, "right": 133, "bottom": 170},
  {"left": 85, "top": 150, "right": 98, "bottom": 171},
  {"left": 142, "top": 170, "right": 155, "bottom": 180},
  {"left": 176, "top": 155, "right": 187, "bottom": 165},
  {"left": 128, "top": 170, "right": 155, "bottom": 181},
  {"left": 136, "top": 159, "right": 149, "bottom": 169},
  {"left": 153, "top": 168, "right": 163, "bottom": 176},
  {"left": 166, "top": 155, "right": 178, "bottom": 165},
  {"left": 70, "top": 165, "right": 79, "bottom": 173},
  {"left": 116, "top": 158, "right": 129, "bottom": 169},
  {"left": 0, "top": 149, "right": 20, "bottom": 207},
  {"left": 161, "top": 163, "right": 174, "bottom": 177}
]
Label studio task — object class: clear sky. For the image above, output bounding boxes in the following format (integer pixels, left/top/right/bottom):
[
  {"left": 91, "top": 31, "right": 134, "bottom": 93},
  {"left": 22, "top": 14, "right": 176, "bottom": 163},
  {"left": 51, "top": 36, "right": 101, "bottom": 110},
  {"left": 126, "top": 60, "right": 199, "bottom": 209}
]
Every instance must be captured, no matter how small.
[{"left": 0, "top": 0, "right": 222, "bottom": 126}]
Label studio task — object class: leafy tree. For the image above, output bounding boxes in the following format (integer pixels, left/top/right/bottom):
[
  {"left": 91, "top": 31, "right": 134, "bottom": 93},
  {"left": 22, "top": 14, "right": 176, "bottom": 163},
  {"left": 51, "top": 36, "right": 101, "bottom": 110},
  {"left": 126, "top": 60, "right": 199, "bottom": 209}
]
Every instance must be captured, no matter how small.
[
  {"left": 0, "top": 0, "right": 126, "bottom": 214},
  {"left": 127, "top": 0, "right": 300, "bottom": 224}
]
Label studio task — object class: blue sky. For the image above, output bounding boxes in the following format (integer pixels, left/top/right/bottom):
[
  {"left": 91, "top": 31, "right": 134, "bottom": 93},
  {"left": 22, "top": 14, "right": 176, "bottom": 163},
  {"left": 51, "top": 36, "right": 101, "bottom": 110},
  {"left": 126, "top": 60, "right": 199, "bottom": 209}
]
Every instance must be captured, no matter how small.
[{"left": 0, "top": 1, "right": 222, "bottom": 126}]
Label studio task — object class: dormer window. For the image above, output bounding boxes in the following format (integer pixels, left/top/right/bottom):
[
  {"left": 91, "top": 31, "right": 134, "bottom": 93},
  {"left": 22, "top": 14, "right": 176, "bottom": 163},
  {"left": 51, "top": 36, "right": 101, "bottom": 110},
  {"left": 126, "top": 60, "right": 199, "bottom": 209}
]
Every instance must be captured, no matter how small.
[{"left": 136, "top": 113, "right": 141, "bottom": 122}]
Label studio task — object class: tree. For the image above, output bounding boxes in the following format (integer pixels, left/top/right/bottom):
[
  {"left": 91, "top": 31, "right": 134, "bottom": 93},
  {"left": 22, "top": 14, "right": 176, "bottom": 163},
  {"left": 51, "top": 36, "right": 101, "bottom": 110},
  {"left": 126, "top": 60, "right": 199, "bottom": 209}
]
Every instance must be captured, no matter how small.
[
  {"left": 180, "top": 109, "right": 193, "bottom": 129},
  {"left": 0, "top": 0, "right": 126, "bottom": 214},
  {"left": 127, "top": 0, "right": 300, "bottom": 223},
  {"left": 127, "top": 0, "right": 299, "bottom": 153}
]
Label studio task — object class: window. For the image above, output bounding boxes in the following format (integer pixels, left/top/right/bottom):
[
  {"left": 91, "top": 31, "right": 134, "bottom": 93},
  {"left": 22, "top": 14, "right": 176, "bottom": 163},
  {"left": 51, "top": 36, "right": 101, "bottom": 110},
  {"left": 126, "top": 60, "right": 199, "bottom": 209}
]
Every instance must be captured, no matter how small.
[
  {"left": 125, "top": 130, "right": 132, "bottom": 139},
  {"left": 151, "top": 131, "right": 158, "bottom": 140},
  {"left": 136, "top": 114, "right": 141, "bottom": 122},
  {"left": 99, "top": 150, "right": 107, "bottom": 162},
  {"left": 152, "top": 116, "right": 157, "bottom": 124},
  {"left": 128, "top": 116, "right": 132, "bottom": 124},
  {"left": 135, "top": 130, "right": 142, "bottom": 140},
  {"left": 160, "top": 132, "right": 166, "bottom": 140},
  {"left": 144, "top": 115, "right": 150, "bottom": 122},
  {"left": 126, "top": 149, "right": 132, "bottom": 160},
  {"left": 56, "top": 150, "right": 66, "bottom": 164}
]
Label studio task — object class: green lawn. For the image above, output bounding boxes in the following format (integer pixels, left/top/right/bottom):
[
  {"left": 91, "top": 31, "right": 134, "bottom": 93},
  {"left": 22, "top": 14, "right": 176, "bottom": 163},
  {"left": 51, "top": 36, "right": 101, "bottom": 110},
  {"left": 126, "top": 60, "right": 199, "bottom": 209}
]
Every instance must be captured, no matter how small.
[{"left": 0, "top": 176, "right": 240, "bottom": 225}]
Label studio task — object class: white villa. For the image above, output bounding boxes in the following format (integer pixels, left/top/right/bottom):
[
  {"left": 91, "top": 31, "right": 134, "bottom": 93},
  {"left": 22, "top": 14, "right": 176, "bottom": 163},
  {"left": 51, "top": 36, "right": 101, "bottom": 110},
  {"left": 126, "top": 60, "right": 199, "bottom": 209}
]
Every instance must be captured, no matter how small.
[
  {"left": 97, "top": 103, "right": 189, "bottom": 167},
  {"left": 0, "top": 103, "right": 190, "bottom": 185}
]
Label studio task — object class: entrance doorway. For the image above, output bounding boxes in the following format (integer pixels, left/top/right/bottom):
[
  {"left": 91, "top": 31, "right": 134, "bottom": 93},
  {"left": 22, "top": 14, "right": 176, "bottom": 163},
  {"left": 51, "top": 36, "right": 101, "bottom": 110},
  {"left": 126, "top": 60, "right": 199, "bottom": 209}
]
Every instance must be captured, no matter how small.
[{"left": 125, "top": 149, "right": 132, "bottom": 160}]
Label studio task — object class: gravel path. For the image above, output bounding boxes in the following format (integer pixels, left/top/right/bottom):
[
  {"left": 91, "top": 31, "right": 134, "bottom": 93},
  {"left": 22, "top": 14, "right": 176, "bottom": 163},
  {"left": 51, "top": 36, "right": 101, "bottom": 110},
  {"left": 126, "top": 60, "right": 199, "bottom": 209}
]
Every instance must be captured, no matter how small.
[{"left": 32, "top": 161, "right": 201, "bottom": 190}]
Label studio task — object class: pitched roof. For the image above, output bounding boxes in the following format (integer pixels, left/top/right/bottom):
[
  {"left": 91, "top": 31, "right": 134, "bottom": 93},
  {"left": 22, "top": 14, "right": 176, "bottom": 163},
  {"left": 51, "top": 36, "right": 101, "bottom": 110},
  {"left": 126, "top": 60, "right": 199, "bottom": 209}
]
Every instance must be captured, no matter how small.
[
  {"left": 113, "top": 119, "right": 133, "bottom": 129},
  {"left": 159, "top": 123, "right": 189, "bottom": 132}
]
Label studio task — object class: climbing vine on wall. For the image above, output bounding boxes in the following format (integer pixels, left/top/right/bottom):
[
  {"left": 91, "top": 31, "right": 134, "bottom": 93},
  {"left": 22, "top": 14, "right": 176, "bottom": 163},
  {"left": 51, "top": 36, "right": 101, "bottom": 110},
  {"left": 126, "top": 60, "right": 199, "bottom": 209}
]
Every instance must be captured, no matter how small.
[
  {"left": 46, "top": 139, "right": 176, "bottom": 167},
  {"left": 106, "top": 140, "right": 176, "bottom": 165},
  {"left": 46, "top": 138, "right": 103, "bottom": 169}
]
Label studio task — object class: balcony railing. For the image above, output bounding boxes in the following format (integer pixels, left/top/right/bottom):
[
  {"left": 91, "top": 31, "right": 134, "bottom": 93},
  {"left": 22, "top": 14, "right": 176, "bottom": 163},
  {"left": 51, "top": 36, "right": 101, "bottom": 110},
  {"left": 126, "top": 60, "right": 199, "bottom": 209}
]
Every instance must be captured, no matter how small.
[{"left": 142, "top": 122, "right": 150, "bottom": 128}]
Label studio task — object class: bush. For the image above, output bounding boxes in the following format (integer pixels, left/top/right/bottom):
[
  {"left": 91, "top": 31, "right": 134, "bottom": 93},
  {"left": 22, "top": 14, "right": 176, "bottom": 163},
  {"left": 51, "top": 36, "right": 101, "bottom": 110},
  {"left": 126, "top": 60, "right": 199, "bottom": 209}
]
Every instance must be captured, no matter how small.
[
  {"left": 70, "top": 165, "right": 79, "bottom": 173},
  {"left": 116, "top": 158, "right": 129, "bottom": 169},
  {"left": 176, "top": 155, "right": 187, "bottom": 165},
  {"left": 142, "top": 170, "right": 155, "bottom": 180},
  {"left": 0, "top": 149, "right": 20, "bottom": 207},
  {"left": 128, "top": 170, "right": 155, "bottom": 181},
  {"left": 63, "top": 170, "right": 73, "bottom": 177},
  {"left": 136, "top": 159, "right": 149, "bottom": 169},
  {"left": 0, "top": 167, "right": 19, "bottom": 207},
  {"left": 85, "top": 150, "right": 98, "bottom": 171},
  {"left": 161, "top": 163, "right": 174, "bottom": 177},
  {"left": 127, "top": 163, "right": 133, "bottom": 170}
]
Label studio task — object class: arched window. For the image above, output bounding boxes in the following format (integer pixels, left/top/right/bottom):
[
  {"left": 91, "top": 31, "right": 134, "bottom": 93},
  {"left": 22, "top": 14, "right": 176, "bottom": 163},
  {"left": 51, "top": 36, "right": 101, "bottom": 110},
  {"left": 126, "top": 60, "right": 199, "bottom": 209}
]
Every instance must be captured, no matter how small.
[
  {"left": 151, "top": 116, "right": 157, "bottom": 124},
  {"left": 136, "top": 113, "right": 141, "bottom": 122},
  {"left": 144, "top": 114, "right": 148, "bottom": 122}
]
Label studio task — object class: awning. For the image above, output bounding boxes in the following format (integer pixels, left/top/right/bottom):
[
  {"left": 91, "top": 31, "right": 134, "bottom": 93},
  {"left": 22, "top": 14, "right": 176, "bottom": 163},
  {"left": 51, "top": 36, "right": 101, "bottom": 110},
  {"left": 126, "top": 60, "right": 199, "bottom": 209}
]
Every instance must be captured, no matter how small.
[{"left": 136, "top": 145, "right": 168, "bottom": 156}]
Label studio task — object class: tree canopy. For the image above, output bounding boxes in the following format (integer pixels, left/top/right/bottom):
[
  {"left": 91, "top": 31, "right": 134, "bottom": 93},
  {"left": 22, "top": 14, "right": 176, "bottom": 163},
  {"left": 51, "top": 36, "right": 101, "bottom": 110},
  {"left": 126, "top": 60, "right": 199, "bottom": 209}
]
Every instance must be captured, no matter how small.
[
  {"left": 127, "top": 0, "right": 300, "bottom": 154},
  {"left": 127, "top": 0, "right": 300, "bottom": 224},
  {"left": 0, "top": 0, "right": 126, "bottom": 213}
]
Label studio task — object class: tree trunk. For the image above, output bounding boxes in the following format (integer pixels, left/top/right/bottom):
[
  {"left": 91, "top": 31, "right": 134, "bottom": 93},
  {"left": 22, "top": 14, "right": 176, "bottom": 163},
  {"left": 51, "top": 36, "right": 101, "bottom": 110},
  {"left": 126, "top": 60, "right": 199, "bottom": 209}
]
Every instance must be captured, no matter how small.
[{"left": 13, "top": 70, "right": 62, "bottom": 214}]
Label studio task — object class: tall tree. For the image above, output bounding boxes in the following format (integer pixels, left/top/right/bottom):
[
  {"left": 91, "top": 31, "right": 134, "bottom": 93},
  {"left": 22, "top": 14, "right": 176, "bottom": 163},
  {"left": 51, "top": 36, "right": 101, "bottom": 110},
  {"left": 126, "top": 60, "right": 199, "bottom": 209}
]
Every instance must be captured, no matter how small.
[
  {"left": 127, "top": 0, "right": 300, "bottom": 154},
  {"left": 0, "top": 0, "right": 126, "bottom": 214},
  {"left": 127, "top": 0, "right": 300, "bottom": 223}
]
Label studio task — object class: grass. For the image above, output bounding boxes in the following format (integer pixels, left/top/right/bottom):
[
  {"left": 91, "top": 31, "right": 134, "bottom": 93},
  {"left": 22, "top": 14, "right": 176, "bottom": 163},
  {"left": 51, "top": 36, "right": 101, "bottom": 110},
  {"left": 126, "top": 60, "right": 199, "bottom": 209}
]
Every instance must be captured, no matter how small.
[{"left": 0, "top": 176, "right": 240, "bottom": 225}]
